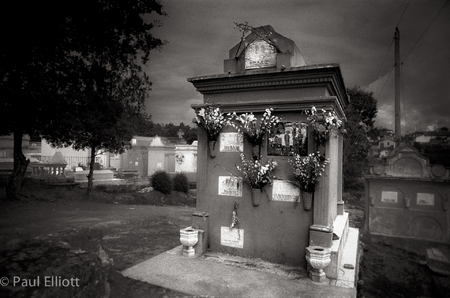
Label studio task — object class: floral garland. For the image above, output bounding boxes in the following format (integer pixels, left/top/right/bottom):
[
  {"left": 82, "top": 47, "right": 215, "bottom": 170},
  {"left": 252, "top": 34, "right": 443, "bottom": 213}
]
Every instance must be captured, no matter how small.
[
  {"left": 236, "top": 152, "right": 278, "bottom": 190},
  {"left": 305, "top": 106, "right": 344, "bottom": 146},
  {"left": 195, "top": 105, "right": 227, "bottom": 141},
  {"left": 288, "top": 152, "right": 329, "bottom": 192},
  {"left": 228, "top": 108, "right": 281, "bottom": 145}
]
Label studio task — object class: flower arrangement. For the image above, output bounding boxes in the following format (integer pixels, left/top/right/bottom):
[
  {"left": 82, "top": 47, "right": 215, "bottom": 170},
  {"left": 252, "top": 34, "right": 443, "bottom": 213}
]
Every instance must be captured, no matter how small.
[
  {"left": 236, "top": 152, "right": 278, "bottom": 190},
  {"left": 195, "top": 105, "right": 227, "bottom": 141},
  {"left": 288, "top": 152, "right": 330, "bottom": 192},
  {"left": 228, "top": 108, "right": 281, "bottom": 145},
  {"left": 305, "top": 106, "right": 344, "bottom": 146}
]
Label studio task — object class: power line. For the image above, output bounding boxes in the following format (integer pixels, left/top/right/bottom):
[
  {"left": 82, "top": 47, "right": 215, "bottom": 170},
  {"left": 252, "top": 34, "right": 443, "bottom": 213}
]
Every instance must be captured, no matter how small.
[
  {"left": 402, "top": 0, "right": 449, "bottom": 64},
  {"left": 375, "top": 65, "right": 395, "bottom": 100},
  {"left": 374, "top": 38, "right": 394, "bottom": 81},
  {"left": 373, "top": 1, "right": 410, "bottom": 95},
  {"left": 397, "top": 0, "right": 411, "bottom": 27}
]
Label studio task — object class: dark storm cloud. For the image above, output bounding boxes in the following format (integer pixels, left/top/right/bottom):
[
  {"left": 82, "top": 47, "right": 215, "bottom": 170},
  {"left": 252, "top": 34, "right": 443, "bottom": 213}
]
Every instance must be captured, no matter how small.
[{"left": 145, "top": 0, "right": 450, "bottom": 132}]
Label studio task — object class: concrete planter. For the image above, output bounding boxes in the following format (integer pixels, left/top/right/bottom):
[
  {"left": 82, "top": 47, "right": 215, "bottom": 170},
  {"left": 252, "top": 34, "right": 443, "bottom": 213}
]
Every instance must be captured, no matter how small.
[
  {"left": 209, "top": 141, "right": 217, "bottom": 158},
  {"left": 305, "top": 246, "right": 331, "bottom": 282},
  {"left": 180, "top": 227, "right": 199, "bottom": 257},
  {"left": 251, "top": 188, "right": 262, "bottom": 206},
  {"left": 303, "top": 191, "right": 313, "bottom": 211}
]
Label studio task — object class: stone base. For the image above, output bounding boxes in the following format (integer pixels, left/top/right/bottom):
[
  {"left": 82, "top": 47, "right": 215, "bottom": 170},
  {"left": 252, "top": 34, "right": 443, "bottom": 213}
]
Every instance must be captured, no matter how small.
[
  {"left": 182, "top": 246, "right": 195, "bottom": 258},
  {"left": 426, "top": 248, "right": 450, "bottom": 276},
  {"left": 71, "top": 170, "right": 114, "bottom": 182},
  {"left": 192, "top": 211, "right": 209, "bottom": 257},
  {"left": 309, "top": 228, "right": 333, "bottom": 247},
  {"left": 309, "top": 269, "right": 327, "bottom": 283}
]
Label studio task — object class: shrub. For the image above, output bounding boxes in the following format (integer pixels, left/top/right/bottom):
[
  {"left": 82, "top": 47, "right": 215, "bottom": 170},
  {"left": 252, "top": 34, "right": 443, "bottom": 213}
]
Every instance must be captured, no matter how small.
[
  {"left": 150, "top": 170, "right": 173, "bottom": 194},
  {"left": 173, "top": 172, "right": 189, "bottom": 193}
]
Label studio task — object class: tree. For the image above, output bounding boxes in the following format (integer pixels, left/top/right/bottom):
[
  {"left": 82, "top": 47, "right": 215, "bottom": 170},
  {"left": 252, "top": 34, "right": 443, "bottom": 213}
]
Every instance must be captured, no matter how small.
[
  {"left": 1, "top": 0, "right": 166, "bottom": 198},
  {"left": 343, "top": 86, "right": 378, "bottom": 190}
]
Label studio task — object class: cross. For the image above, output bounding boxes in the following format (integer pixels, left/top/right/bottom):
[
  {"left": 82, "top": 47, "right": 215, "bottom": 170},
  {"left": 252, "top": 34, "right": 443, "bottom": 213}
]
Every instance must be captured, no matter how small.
[{"left": 177, "top": 129, "right": 185, "bottom": 139}]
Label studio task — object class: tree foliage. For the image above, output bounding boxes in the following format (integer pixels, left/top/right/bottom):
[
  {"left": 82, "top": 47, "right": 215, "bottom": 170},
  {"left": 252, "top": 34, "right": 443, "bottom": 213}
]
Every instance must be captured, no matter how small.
[
  {"left": 343, "top": 86, "right": 378, "bottom": 190},
  {"left": 1, "top": 0, "right": 166, "bottom": 198}
]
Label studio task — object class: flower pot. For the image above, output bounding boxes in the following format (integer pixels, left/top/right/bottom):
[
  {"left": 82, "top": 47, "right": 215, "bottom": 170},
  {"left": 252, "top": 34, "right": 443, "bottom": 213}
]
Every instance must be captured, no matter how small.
[
  {"left": 302, "top": 190, "right": 314, "bottom": 211},
  {"left": 251, "top": 188, "right": 262, "bottom": 206},
  {"left": 252, "top": 144, "right": 260, "bottom": 160},
  {"left": 209, "top": 140, "right": 217, "bottom": 158}
]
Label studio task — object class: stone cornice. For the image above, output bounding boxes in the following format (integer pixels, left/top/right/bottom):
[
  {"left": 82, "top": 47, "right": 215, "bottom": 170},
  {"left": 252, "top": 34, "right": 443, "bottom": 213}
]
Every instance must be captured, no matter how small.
[
  {"left": 188, "top": 64, "right": 349, "bottom": 108},
  {"left": 191, "top": 96, "right": 345, "bottom": 119}
]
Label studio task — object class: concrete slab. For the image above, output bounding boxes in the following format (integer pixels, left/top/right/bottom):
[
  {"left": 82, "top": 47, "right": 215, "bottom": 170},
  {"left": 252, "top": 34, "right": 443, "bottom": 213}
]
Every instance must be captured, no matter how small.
[
  {"left": 426, "top": 247, "right": 450, "bottom": 276},
  {"left": 70, "top": 170, "right": 114, "bottom": 182},
  {"left": 336, "top": 228, "right": 360, "bottom": 288},
  {"left": 123, "top": 246, "right": 356, "bottom": 298}
]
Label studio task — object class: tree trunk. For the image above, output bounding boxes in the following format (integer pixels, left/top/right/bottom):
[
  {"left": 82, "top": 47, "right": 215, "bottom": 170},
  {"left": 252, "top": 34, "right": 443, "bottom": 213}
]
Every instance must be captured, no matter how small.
[
  {"left": 86, "top": 145, "right": 96, "bottom": 196},
  {"left": 5, "top": 130, "right": 30, "bottom": 200}
]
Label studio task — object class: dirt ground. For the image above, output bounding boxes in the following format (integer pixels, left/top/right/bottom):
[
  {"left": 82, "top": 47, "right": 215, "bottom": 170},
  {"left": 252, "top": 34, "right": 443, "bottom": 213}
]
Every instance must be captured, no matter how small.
[{"left": 0, "top": 179, "right": 449, "bottom": 297}]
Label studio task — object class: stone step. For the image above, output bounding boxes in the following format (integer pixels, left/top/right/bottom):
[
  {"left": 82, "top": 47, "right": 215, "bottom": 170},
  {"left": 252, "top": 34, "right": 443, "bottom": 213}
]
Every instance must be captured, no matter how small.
[
  {"left": 336, "top": 227, "right": 360, "bottom": 288},
  {"left": 324, "top": 212, "right": 349, "bottom": 279}
]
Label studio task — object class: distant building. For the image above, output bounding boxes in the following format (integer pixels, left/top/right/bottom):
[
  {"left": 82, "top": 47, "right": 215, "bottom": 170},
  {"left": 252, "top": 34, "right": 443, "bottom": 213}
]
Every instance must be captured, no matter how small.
[
  {"left": 413, "top": 130, "right": 450, "bottom": 146},
  {"left": 379, "top": 137, "right": 396, "bottom": 158}
]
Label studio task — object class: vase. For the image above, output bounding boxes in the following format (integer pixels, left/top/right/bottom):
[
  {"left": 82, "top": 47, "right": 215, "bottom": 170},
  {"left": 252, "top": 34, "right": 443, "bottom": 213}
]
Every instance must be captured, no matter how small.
[
  {"left": 180, "top": 227, "right": 199, "bottom": 258},
  {"left": 252, "top": 144, "right": 260, "bottom": 160},
  {"left": 251, "top": 188, "right": 262, "bottom": 206},
  {"left": 305, "top": 246, "right": 331, "bottom": 282},
  {"left": 302, "top": 190, "right": 314, "bottom": 211},
  {"left": 209, "top": 140, "right": 217, "bottom": 158}
]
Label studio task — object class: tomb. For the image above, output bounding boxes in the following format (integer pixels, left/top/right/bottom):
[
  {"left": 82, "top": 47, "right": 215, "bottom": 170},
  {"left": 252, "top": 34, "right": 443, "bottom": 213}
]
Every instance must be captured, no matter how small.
[
  {"left": 365, "top": 143, "right": 450, "bottom": 253},
  {"left": 188, "top": 25, "right": 357, "bottom": 282}
]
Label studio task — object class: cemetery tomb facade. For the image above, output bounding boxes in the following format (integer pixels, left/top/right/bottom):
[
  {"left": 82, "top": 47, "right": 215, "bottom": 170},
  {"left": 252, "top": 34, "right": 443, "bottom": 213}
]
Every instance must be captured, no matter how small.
[
  {"left": 188, "top": 25, "right": 350, "bottom": 269},
  {"left": 365, "top": 144, "right": 450, "bottom": 252}
]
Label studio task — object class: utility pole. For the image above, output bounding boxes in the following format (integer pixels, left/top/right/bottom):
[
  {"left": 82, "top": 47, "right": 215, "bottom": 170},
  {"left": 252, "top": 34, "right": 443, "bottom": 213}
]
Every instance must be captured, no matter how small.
[{"left": 394, "top": 27, "right": 401, "bottom": 141}]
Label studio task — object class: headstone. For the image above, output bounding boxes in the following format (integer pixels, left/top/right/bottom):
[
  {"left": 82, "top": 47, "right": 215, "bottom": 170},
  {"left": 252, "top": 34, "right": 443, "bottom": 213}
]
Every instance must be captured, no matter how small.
[{"left": 49, "top": 151, "right": 67, "bottom": 165}]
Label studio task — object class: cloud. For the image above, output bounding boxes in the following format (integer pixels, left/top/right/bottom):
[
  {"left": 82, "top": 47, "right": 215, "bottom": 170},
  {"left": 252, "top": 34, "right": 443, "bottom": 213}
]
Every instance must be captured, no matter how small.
[{"left": 144, "top": 0, "right": 450, "bottom": 135}]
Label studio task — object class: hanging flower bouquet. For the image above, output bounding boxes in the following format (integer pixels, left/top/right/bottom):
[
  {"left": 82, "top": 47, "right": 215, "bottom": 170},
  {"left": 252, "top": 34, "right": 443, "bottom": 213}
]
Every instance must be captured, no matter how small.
[
  {"left": 288, "top": 152, "right": 330, "bottom": 193},
  {"left": 195, "top": 105, "right": 227, "bottom": 141},
  {"left": 229, "top": 108, "right": 281, "bottom": 145},
  {"left": 305, "top": 106, "right": 344, "bottom": 146},
  {"left": 236, "top": 152, "right": 278, "bottom": 190}
]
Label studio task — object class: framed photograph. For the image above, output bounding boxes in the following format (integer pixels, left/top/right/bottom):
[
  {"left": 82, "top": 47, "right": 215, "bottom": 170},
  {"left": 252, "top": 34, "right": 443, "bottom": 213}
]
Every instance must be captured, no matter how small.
[{"left": 268, "top": 122, "right": 308, "bottom": 156}]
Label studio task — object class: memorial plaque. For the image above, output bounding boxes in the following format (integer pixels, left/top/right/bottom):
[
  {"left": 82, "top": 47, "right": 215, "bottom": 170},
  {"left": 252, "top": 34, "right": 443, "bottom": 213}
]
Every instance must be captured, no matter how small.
[
  {"left": 218, "top": 176, "right": 243, "bottom": 197},
  {"left": 272, "top": 180, "right": 300, "bottom": 202},
  {"left": 245, "top": 40, "right": 277, "bottom": 69},
  {"left": 381, "top": 191, "right": 398, "bottom": 203},
  {"left": 417, "top": 193, "right": 434, "bottom": 206},
  {"left": 393, "top": 158, "right": 422, "bottom": 177},
  {"left": 221, "top": 227, "right": 244, "bottom": 248},
  {"left": 220, "top": 132, "right": 244, "bottom": 152},
  {"left": 268, "top": 122, "right": 308, "bottom": 156}
]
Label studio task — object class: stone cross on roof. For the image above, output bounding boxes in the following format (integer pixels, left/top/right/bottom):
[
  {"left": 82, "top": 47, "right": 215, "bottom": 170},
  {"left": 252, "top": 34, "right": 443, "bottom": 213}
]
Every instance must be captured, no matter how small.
[{"left": 177, "top": 129, "right": 185, "bottom": 139}]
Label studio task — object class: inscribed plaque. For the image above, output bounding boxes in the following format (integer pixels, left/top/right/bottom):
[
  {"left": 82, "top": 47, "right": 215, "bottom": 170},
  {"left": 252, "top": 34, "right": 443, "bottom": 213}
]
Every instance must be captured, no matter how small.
[
  {"left": 381, "top": 191, "right": 398, "bottom": 203},
  {"left": 272, "top": 180, "right": 300, "bottom": 202},
  {"left": 218, "top": 176, "right": 243, "bottom": 197},
  {"left": 221, "top": 227, "right": 244, "bottom": 248},
  {"left": 417, "top": 193, "right": 434, "bottom": 206},
  {"left": 220, "top": 132, "right": 244, "bottom": 152},
  {"left": 245, "top": 40, "right": 277, "bottom": 69}
]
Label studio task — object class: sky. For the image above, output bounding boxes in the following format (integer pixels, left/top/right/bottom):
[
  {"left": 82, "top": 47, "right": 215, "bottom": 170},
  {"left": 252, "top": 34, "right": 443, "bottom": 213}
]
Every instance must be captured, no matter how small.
[{"left": 144, "top": 0, "right": 450, "bottom": 134}]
